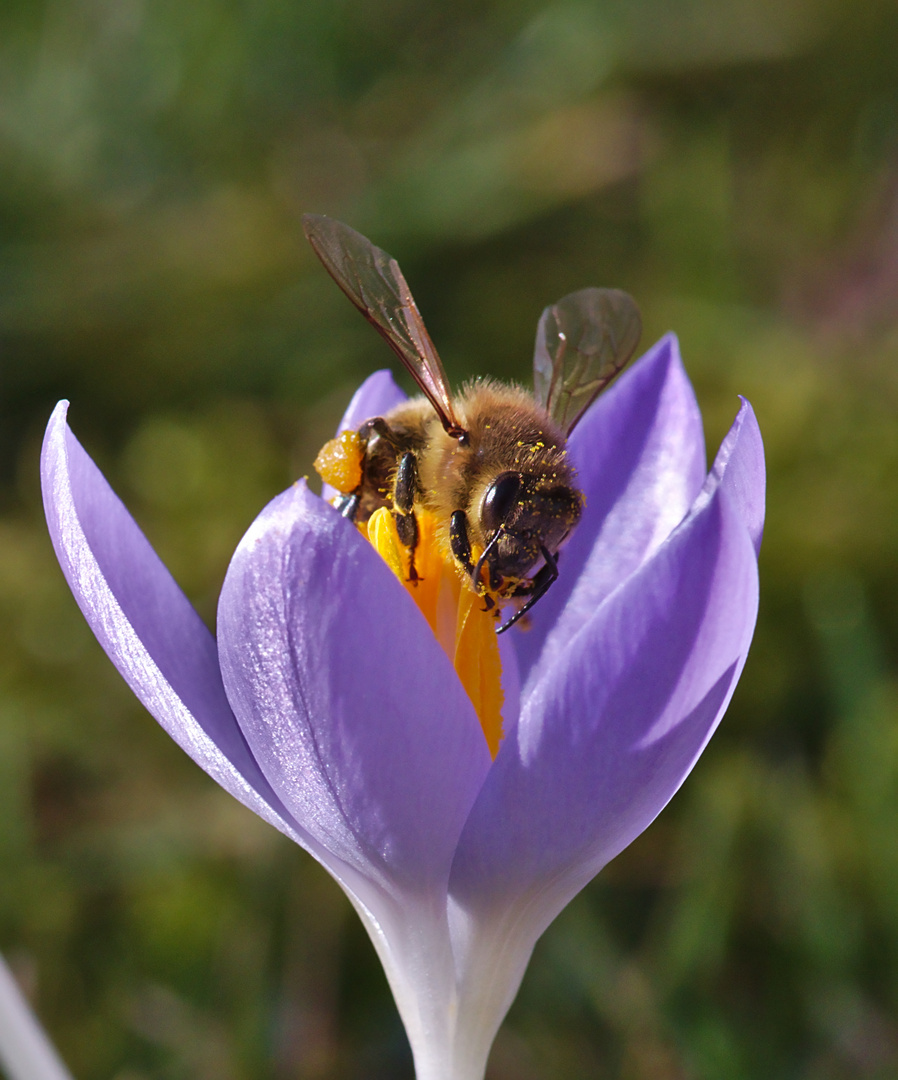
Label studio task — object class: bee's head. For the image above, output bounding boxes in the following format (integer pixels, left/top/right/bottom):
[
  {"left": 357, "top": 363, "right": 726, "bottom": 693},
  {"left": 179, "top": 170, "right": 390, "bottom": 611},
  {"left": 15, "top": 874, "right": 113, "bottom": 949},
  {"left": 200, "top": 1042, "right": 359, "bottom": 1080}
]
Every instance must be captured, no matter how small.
[{"left": 478, "top": 470, "right": 582, "bottom": 585}]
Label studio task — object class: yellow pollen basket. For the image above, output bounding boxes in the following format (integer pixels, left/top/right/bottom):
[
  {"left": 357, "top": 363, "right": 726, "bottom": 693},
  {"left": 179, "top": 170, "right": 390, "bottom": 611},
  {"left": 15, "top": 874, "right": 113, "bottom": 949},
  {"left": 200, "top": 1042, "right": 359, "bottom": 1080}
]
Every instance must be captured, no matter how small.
[
  {"left": 365, "top": 507, "right": 504, "bottom": 758},
  {"left": 315, "top": 430, "right": 363, "bottom": 494}
]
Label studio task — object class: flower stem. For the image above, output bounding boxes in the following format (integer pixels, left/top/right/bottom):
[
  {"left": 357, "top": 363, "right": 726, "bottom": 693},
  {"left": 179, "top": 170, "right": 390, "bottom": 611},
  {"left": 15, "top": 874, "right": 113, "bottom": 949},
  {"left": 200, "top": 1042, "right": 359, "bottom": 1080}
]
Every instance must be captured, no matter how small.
[{"left": 0, "top": 954, "right": 74, "bottom": 1080}]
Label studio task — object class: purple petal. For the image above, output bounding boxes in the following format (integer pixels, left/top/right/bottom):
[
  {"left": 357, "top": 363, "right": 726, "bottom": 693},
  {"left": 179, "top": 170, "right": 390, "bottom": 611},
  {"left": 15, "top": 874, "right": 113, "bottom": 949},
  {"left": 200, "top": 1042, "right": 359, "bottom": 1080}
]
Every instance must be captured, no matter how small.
[
  {"left": 514, "top": 335, "right": 707, "bottom": 689},
  {"left": 701, "top": 397, "right": 765, "bottom": 554},
  {"left": 337, "top": 369, "right": 407, "bottom": 432},
  {"left": 216, "top": 484, "right": 492, "bottom": 894},
  {"left": 497, "top": 633, "right": 521, "bottom": 738},
  {"left": 450, "top": 455, "right": 760, "bottom": 926},
  {"left": 40, "top": 402, "right": 307, "bottom": 846}
]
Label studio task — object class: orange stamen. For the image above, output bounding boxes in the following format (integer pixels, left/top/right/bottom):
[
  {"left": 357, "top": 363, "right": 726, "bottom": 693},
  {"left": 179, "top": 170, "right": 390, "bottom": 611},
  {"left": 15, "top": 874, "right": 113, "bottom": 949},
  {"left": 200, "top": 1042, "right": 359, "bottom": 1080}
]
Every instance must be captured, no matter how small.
[{"left": 364, "top": 507, "right": 504, "bottom": 757}]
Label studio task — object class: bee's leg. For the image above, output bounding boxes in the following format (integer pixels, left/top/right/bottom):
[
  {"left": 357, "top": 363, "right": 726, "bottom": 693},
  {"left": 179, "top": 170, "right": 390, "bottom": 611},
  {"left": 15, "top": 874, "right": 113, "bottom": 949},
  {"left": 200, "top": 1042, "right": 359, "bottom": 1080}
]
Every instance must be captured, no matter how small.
[
  {"left": 496, "top": 545, "right": 558, "bottom": 634},
  {"left": 393, "top": 452, "right": 420, "bottom": 583},
  {"left": 336, "top": 491, "right": 361, "bottom": 519},
  {"left": 450, "top": 512, "right": 496, "bottom": 612},
  {"left": 331, "top": 418, "right": 394, "bottom": 521},
  {"left": 449, "top": 510, "right": 474, "bottom": 573},
  {"left": 358, "top": 416, "right": 394, "bottom": 447}
]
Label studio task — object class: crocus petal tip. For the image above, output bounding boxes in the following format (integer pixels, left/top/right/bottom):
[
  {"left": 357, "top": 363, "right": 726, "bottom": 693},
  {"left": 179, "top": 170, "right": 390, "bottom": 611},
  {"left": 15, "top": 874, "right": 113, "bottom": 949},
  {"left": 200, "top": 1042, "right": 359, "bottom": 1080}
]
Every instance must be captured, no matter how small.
[
  {"left": 43, "top": 400, "right": 71, "bottom": 445},
  {"left": 711, "top": 396, "right": 766, "bottom": 555}
]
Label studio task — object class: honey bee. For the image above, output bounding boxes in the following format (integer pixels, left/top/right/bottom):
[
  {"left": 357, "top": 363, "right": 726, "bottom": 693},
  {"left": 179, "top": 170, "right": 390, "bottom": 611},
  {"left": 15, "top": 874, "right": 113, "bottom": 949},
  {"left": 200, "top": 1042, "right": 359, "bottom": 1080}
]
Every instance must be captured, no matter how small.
[{"left": 304, "top": 214, "right": 641, "bottom": 632}]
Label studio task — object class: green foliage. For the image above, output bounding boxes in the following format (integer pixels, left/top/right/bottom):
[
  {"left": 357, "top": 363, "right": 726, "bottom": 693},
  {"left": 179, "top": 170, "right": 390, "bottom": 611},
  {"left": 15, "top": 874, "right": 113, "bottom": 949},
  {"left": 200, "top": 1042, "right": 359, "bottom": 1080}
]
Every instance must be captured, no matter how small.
[{"left": 1, "top": 0, "right": 898, "bottom": 1075}]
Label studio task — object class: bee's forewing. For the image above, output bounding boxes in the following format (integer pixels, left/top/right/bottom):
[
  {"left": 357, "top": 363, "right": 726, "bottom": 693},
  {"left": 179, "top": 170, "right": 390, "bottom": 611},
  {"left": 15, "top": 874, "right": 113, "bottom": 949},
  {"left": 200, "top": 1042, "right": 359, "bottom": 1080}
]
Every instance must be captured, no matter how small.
[
  {"left": 533, "top": 287, "right": 642, "bottom": 435},
  {"left": 303, "top": 214, "right": 463, "bottom": 435}
]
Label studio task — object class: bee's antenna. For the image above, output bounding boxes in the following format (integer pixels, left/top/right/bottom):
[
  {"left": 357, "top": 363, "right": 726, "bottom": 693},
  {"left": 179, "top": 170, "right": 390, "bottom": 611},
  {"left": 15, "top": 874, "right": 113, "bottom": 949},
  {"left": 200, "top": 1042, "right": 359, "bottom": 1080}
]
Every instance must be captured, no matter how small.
[{"left": 474, "top": 526, "right": 505, "bottom": 591}]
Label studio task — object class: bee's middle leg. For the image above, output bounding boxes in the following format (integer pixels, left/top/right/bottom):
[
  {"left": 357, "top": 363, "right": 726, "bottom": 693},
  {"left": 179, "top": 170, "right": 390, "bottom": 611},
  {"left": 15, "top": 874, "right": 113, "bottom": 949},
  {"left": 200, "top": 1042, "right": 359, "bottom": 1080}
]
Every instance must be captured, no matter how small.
[{"left": 393, "top": 452, "right": 420, "bottom": 583}]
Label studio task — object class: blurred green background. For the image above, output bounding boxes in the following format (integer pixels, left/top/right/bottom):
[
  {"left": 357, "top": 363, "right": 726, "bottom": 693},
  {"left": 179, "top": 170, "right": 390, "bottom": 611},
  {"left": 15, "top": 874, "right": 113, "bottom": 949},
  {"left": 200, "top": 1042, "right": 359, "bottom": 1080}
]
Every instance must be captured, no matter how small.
[{"left": 1, "top": 0, "right": 898, "bottom": 1076}]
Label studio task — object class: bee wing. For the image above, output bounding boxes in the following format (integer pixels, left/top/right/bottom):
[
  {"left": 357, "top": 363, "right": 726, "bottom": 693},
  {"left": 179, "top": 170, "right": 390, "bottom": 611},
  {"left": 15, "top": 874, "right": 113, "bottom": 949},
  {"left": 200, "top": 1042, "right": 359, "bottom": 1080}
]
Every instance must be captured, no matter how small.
[
  {"left": 303, "top": 214, "right": 465, "bottom": 437},
  {"left": 533, "top": 287, "right": 642, "bottom": 435}
]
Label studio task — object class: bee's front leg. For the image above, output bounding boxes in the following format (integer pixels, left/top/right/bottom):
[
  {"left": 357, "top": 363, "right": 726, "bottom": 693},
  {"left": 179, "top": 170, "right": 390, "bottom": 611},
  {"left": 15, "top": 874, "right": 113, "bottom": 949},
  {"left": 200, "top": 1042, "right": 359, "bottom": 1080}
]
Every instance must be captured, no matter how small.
[
  {"left": 496, "top": 545, "right": 558, "bottom": 633},
  {"left": 392, "top": 452, "right": 420, "bottom": 583},
  {"left": 449, "top": 511, "right": 496, "bottom": 612}
]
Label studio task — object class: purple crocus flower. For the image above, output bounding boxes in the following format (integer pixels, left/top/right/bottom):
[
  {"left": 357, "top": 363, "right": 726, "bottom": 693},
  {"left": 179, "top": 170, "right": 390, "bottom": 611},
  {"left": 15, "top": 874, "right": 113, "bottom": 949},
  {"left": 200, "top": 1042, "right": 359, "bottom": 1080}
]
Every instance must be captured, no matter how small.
[{"left": 41, "top": 333, "right": 763, "bottom": 1080}]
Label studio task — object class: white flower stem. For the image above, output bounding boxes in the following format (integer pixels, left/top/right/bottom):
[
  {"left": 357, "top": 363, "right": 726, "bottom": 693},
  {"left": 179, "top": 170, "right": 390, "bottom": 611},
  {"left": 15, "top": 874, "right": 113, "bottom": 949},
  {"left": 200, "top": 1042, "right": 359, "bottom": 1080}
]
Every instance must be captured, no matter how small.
[{"left": 0, "top": 954, "right": 74, "bottom": 1080}]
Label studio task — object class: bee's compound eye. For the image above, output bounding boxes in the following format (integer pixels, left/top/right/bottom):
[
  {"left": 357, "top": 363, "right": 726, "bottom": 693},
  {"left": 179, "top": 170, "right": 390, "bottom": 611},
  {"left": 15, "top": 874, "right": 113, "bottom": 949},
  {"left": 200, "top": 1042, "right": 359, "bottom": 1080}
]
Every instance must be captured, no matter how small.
[{"left": 481, "top": 471, "right": 523, "bottom": 531}]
